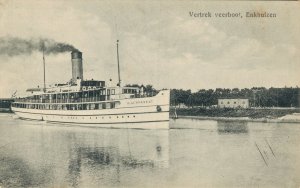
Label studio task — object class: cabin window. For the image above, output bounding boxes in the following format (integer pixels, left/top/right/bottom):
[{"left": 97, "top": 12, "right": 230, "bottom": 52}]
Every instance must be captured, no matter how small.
[
  {"left": 90, "top": 104, "right": 95, "bottom": 110},
  {"left": 106, "top": 103, "right": 111, "bottom": 109},
  {"left": 102, "top": 103, "right": 106, "bottom": 109},
  {"left": 107, "top": 89, "right": 110, "bottom": 95},
  {"left": 111, "top": 102, "right": 115, "bottom": 108},
  {"left": 95, "top": 103, "right": 99, "bottom": 109},
  {"left": 111, "top": 89, "right": 115, "bottom": 95},
  {"left": 83, "top": 104, "right": 87, "bottom": 110}
]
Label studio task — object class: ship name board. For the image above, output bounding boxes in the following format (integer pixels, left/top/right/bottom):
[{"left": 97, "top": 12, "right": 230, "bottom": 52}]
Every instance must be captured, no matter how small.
[{"left": 127, "top": 99, "right": 153, "bottom": 105}]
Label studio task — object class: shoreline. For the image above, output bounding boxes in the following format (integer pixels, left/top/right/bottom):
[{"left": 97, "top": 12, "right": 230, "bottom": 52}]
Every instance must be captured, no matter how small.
[
  {"left": 0, "top": 108, "right": 12, "bottom": 113},
  {"left": 171, "top": 107, "right": 300, "bottom": 123},
  {"left": 177, "top": 115, "right": 300, "bottom": 123}
]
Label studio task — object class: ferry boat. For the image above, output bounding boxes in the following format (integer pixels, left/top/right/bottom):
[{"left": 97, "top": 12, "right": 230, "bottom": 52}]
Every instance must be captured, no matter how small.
[{"left": 11, "top": 42, "right": 170, "bottom": 129}]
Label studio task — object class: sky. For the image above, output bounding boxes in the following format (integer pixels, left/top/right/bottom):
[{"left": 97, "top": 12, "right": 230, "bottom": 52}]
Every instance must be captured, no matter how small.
[{"left": 0, "top": 0, "right": 299, "bottom": 97}]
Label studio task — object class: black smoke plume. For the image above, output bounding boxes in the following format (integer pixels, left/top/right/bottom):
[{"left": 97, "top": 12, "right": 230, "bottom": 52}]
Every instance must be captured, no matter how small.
[{"left": 0, "top": 37, "right": 78, "bottom": 56}]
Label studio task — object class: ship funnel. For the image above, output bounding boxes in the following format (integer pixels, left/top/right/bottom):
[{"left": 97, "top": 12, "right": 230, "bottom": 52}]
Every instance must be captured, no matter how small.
[{"left": 71, "top": 51, "right": 83, "bottom": 83}]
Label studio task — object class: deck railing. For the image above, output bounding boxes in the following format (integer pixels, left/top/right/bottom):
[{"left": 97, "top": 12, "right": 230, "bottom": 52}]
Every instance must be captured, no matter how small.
[
  {"left": 14, "top": 97, "right": 107, "bottom": 103},
  {"left": 13, "top": 93, "right": 158, "bottom": 104}
]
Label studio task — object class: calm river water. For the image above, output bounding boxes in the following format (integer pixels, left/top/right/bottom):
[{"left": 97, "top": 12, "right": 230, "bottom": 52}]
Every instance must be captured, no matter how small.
[{"left": 0, "top": 114, "right": 300, "bottom": 188}]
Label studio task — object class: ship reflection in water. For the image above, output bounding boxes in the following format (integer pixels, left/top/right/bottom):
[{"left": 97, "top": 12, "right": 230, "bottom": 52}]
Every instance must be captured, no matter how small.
[
  {"left": 67, "top": 132, "right": 169, "bottom": 187},
  {"left": 217, "top": 121, "right": 249, "bottom": 134},
  {"left": 0, "top": 119, "right": 169, "bottom": 188}
]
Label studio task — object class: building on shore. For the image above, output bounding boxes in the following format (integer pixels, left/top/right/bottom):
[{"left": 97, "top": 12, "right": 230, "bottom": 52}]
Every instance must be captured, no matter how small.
[{"left": 218, "top": 98, "right": 249, "bottom": 108}]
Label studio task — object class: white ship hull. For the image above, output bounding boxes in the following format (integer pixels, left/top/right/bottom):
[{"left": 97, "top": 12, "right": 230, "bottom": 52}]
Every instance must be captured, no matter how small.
[{"left": 12, "top": 90, "right": 170, "bottom": 129}]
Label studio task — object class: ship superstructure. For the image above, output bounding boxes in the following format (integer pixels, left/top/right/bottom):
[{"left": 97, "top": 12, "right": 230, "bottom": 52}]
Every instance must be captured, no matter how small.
[{"left": 11, "top": 47, "right": 170, "bottom": 129}]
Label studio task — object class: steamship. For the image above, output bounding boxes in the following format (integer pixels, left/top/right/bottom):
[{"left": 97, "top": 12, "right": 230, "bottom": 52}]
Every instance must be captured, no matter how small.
[{"left": 11, "top": 45, "right": 170, "bottom": 129}]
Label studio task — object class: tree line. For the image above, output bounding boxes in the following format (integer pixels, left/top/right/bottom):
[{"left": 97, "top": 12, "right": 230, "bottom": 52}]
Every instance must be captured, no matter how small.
[
  {"left": 126, "top": 84, "right": 299, "bottom": 107},
  {"left": 171, "top": 87, "right": 299, "bottom": 108}
]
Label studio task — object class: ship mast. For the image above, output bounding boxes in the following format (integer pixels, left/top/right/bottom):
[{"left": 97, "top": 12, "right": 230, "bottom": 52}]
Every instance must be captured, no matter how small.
[
  {"left": 42, "top": 43, "right": 46, "bottom": 93},
  {"left": 116, "top": 40, "right": 121, "bottom": 87}
]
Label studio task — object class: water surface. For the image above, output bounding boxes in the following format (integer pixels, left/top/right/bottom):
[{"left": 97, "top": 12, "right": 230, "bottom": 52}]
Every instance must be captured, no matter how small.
[{"left": 0, "top": 114, "right": 299, "bottom": 187}]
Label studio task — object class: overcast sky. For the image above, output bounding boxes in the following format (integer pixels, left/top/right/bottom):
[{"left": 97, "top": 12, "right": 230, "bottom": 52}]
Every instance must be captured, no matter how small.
[{"left": 0, "top": 0, "right": 299, "bottom": 97}]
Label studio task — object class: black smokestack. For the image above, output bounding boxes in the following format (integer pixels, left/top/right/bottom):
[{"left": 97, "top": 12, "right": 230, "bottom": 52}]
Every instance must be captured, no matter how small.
[
  {"left": 71, "top": 50, "right": 83, "bottom": 82},
  {"left": 0, "top": 36, "right": 78, "bottom": 56}
]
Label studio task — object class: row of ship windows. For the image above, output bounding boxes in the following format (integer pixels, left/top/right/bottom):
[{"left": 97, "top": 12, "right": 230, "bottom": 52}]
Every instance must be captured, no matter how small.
[
  {"left": 12, "top": 102, "right": 118, "bottom": 110},
  {"left": 52, "top": 115, "right": 136, "bottom": 120}
]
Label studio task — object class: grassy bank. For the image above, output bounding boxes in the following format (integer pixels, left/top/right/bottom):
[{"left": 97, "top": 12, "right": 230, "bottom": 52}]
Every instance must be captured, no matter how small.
[
  {"left": 170, "top": 107, "right": 300, "bottom": 119},
  {"left": 0, "top": 108, "right": 12, "bottom": 113}
]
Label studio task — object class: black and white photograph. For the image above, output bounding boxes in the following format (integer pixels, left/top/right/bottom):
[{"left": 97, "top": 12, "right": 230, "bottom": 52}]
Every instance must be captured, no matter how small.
[{"left": 0, "top": 0, "right": 299, "bottom": 187}]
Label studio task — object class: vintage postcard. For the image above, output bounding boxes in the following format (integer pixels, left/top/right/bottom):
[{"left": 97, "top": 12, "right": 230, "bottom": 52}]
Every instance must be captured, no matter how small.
[{"left": 0, "top": 0, "right": 299, "bottom": 187}]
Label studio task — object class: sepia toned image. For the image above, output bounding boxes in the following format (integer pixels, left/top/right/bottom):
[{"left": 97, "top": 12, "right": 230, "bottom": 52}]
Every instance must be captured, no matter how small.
[{"left": 0, "top": 0, "right": 299, "bottom": 187}]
